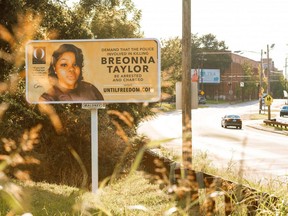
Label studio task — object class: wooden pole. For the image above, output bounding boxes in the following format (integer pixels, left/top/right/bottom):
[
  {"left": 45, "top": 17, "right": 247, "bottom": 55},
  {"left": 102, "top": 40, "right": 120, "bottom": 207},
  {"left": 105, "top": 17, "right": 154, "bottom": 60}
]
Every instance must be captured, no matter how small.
[
  {"left": 182, "top": 0, "right": 192, "bottom": 169},
  {"left": 259, "top": 49, "right": 263, "bottom": 114},
  {"left": 267, "top": 44, "right": 270, "bottom": 95}
]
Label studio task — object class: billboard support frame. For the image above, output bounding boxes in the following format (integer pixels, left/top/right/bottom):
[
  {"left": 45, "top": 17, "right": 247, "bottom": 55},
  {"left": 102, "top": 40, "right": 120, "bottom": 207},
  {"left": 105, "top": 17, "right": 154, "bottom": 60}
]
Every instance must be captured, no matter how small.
[
  {"left": 82, "top": 103, "right": 106, "bottom": 193},
  {"left": 91, "top": 108, "right": 99, "bottom": 193}
]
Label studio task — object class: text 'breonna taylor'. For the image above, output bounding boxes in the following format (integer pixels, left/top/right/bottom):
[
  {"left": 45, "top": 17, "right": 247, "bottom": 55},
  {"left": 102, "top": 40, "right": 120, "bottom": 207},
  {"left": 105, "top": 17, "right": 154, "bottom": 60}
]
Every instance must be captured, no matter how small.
[{"left": 101, "top": 56, "right": 156, "bottom": 73}]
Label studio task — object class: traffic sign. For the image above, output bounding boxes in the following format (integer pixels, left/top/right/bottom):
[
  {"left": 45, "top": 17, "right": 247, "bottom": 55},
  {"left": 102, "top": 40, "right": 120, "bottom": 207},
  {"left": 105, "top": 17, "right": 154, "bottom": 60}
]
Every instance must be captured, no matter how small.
[{"left": 264, "top": 94, "right": 273, "bottom": 106}]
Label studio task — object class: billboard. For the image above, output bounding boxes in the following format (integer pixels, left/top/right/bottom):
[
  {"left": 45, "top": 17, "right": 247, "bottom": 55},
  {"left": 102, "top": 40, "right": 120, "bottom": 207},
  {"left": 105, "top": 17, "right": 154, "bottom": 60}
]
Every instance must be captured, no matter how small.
[
  {"left": 25, "top": 39, "right": 160, "bottom": 104},
  {"left": 191, "top": 69, "right": 199, "bottom": 82},
  {"left": 192, "top": 69, "right": 220, "bottom": 84}
]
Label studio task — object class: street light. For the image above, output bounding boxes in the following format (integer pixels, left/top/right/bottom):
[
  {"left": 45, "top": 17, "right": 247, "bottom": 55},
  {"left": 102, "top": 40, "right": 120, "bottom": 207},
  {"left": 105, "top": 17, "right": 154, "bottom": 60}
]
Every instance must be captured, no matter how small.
[{"left": 267, "top": 44, "right": 275, "bottom": 95}]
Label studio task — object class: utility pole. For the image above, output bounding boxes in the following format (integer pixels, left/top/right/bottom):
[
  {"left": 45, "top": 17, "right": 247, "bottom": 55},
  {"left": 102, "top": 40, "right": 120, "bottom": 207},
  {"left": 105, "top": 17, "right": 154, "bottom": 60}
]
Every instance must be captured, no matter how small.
[
  {"left": 266, "top": 44, "right": 273, "bottom": 120},
  {"left": 267, "top": 45, "right": 270, "bottom": 95},
  {"left": 259, "top": 49, "right": 263, "bottom": 113},
  {"left": 285, "top": 58, "right": 288, "bottom": 80},
  {"left": 230, "top": 52, "right": 233, "bottom": 104},
  {"left": 182, "top": 0, "right": 192, "bottom": 170},
  {"left": 285, "top": 57, "right": 287, "bottom": 86},
  {"left": 260, "top": 50, "right": 263, "bottom": 91}
]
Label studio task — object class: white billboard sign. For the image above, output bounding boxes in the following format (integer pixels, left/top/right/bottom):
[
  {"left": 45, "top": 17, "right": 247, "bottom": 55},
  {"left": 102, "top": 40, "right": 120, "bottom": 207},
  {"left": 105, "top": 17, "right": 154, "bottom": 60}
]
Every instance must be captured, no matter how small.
[
  {"left": 26, "top": 39, "right": 161, "bottom": 104},
  {"left": 192, "top": 69, "right": 220, "bottom": 84}
]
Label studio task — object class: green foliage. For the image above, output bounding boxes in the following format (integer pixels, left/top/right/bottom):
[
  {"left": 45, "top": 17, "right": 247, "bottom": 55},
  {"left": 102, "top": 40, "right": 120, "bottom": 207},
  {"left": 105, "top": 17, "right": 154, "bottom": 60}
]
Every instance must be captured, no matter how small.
[
  {"left": 99, "top": 172, "right": 176, "bottom": 215},
  {"left": 160, "top": 34, "right": 231, "bottom": 99},
  {"left": 0, "top": 172, "right": 177, "bottom": 215},
  {"left": 193, "top": 34, "right": 231, "bottom": 71},
  {"left": 0, "top": 79, "right": 43, "bottom": 139},
  {"left": 160, "top": 38, "right": 182, "bottom": 101},
  {"left": 0, "top": 0, "right": 22, "bottom": 31},
  {"left": 89, "top": 0, "right": 142, "bottom": 39},
  {"left": 161, "top": 38, "right": 182, "bottom": 81},
  {"left": 79, "top": 0, "right": 115, "bottom": 13},
  {"left": 0, "top": 122, "right": 42, "bottom": 214},
  {"left": 241, "top": 63, "right": 259, "bottom": 100},
  {"left": 0, "top": 0, "right": 23, "bottom": 81},
  {"left": 107, "top": 102, "right": 156, "bottom": 130},
  {"left": 270, "top": 72, "right": 286, "bottom": 98},
  {"left": 0, "top": 0, "right": 93, "bottom": 81},
  {"left": 24, "top": 0, "right": 93, "bottom": 39},
  {"left": 198, "top": 33, "right": 228, "bottom": 50}
]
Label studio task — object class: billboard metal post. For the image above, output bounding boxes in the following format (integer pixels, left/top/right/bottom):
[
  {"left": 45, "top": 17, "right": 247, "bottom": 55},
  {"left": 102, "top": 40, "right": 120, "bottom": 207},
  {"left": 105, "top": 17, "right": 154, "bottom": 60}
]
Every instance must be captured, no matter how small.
[
  {"left": 91, "top": 108, "right": 98, "bottom": 193},
  {"left": 82, "top": 103, "right": 106, "bottom": 193}
]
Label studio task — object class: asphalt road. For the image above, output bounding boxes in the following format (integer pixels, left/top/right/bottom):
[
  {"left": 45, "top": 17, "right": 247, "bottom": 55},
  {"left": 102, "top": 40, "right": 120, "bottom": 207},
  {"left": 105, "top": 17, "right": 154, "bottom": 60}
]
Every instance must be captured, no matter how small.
[{"left": 137, "top": 99, "right": 288, "bottom": 182}]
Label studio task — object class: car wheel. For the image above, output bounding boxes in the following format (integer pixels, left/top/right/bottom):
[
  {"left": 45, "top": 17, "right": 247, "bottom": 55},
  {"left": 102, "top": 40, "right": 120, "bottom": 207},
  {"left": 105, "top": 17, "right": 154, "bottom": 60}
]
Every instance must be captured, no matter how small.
[{"left": 239, "top": 126, "right": 242, "bottom": 129}]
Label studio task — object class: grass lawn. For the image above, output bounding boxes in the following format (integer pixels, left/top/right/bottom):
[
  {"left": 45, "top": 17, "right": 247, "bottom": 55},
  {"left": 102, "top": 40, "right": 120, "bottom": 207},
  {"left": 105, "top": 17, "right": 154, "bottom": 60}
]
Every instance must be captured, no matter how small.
[{"left": 0, "top": 172, "right": 177, "bottom": 216}]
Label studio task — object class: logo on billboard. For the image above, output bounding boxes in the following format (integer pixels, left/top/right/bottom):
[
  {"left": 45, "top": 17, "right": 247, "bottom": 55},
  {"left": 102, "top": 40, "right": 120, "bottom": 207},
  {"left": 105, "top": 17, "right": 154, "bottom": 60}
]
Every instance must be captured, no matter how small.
[{"left": 32, "top": 47, "right": 46, "bottom": 64}]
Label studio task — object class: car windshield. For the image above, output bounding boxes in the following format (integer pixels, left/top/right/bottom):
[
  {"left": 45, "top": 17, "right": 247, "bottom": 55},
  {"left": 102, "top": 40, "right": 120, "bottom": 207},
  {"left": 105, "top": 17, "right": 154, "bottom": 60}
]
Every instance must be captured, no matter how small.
[
  {"left": 282, "top": 106, "right": 288, "bottom": 110},
  {"left": 226, "top": 115, "right": 240, "bottom": 119}
]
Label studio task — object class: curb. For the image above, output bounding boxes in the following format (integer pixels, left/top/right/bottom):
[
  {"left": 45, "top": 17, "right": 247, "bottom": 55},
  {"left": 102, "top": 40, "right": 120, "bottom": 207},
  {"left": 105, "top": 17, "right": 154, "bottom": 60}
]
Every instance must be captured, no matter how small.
[{"left": 246, "top": 124, "right": 288, "bottom": 136}]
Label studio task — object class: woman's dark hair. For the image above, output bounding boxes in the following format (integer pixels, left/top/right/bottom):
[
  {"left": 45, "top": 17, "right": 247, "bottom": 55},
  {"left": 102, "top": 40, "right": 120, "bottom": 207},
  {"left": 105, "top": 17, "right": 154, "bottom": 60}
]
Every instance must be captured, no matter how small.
[{"left": 48, "top": 44, "right": 84, "bottom": 81}]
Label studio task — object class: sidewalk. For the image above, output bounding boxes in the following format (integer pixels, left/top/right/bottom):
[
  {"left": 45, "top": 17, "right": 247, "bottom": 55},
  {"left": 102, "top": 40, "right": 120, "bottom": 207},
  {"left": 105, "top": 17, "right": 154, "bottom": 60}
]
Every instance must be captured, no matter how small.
[{"left": 246, "top": 119, "right": 288, "bottom": 136}]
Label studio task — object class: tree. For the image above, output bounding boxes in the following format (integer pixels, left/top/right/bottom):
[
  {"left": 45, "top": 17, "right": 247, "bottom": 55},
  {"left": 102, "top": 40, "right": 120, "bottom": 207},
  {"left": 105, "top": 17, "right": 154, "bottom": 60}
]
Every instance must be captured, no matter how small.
[
  {"left": 0, "top": 0, "right": 23, "bottom": 81},
  {"left": 241, "top": 63, "right": 259, "bottom": 100},
  {"left": 160, "top": 34, "right": 231, "bottom": 99},
  {"left": 192, "top": 33, "right": 231, "bottom": 71},
  {"left": 89, "top": 0, "right": 142, "bottom": 39},
  {"left": 0, "top": 0, "right": 156, "bottom": 187},
  {"left": 0, "top": 0, "right": 94, "bottom": 81},
  {"left": 270, "top": 72, "right": 285, "bottom": 98},
  {"left": 160, "top": 37, "right": 183, "bottom": 101}
]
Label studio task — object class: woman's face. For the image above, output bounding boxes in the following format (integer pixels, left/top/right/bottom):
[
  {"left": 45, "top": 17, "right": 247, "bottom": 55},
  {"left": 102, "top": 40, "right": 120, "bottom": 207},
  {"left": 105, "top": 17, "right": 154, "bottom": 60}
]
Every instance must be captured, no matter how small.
[{"left": 54, "top": 52, "right": 81, "bottom": 89}]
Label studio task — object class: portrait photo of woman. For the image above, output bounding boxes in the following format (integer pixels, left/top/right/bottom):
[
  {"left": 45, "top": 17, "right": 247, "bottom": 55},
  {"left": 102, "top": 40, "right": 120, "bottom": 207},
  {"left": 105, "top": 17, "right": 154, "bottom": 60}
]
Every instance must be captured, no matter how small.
[{"left": 40, "top": 44, "right": 104, "bottom": 102}]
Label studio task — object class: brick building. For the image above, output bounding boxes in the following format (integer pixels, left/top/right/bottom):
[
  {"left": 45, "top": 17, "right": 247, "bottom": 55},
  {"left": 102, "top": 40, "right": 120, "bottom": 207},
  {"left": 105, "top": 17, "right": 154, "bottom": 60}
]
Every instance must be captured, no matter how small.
[{"left": 202, "top": 53, "right": 262, "bottom": 102}]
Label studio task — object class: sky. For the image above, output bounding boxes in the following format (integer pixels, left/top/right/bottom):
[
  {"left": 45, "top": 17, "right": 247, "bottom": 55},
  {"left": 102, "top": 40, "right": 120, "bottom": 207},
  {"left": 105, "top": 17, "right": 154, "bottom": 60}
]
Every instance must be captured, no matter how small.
[
  {"left": 132, "top": 0, "right": 288, "bottom": 73},
  {"left": 66, "top": 0, "right": 288, "bottom": 73}
]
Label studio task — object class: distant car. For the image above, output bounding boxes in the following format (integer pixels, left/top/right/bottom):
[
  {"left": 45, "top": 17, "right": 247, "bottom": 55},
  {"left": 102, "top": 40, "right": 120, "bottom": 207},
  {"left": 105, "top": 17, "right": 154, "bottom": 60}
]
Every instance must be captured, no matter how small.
[
  {"left": 198, "top": 96, "right": 206, "bottom": 104},
  {"left": 280, "top": 105, "right": 288, "bottom": 117},
  {"left": 221, "top": 114, "right": 242, "bottom": 129}
]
